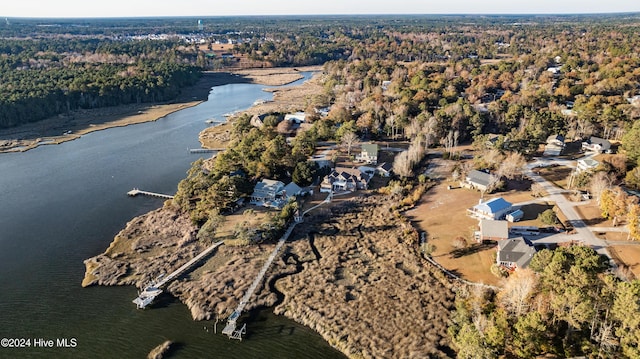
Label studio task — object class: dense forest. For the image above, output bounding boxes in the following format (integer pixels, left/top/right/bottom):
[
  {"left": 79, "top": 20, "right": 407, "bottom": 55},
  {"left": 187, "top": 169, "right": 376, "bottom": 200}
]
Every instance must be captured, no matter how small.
[{"left": 0, "top": 36, "right": 201, "bottom": 128}]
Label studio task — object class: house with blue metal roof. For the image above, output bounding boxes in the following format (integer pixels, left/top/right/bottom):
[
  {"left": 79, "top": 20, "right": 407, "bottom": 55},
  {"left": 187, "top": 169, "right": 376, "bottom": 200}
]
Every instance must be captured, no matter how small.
[{"left": 468, "top": 197, "right": 513, "bottom": 220}]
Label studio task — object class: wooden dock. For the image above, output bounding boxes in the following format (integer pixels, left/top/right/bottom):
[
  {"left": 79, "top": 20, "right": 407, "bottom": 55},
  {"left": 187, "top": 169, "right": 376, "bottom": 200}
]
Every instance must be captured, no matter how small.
[
  {"left": 127, "top": 188, "right": 174, "bottom": 199},
  {"left": 222, "top": 223, "right": 297, "bottom": 338},
  {"left": 221, "top": 194, "right": 329, "bottom": 339},
  {"left": 188, "top": 148, "right": 225, "bottom": 154},
  {"left": 133, "top": 241, "right": 224, "bottom": 309}
]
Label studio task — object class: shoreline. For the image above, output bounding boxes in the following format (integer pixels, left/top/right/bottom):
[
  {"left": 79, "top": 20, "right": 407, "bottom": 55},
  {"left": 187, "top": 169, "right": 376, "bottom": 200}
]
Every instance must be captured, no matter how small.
[
  {"left": 79, "top": 63, "right": 456, "bottom": 357},
  {"left": 0, "top": 66, "right": 321, "bottom": 154}
]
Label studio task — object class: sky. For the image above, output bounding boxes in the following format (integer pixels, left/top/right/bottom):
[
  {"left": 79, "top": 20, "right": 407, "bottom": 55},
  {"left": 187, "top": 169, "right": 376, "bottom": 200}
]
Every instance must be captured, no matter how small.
[{"left": 2, "top": 0, "right": 639, "bottom": 18}]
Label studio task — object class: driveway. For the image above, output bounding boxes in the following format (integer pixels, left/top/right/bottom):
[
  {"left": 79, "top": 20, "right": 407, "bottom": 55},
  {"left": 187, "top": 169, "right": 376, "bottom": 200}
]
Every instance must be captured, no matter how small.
[{"left": 524, "top": 159, "right": 615, "bottom": 265}]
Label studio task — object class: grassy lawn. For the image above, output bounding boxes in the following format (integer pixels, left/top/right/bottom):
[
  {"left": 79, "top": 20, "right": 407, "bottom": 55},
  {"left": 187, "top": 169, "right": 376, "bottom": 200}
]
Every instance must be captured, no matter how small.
[
  {"left": 574, "top": 202, "right": 614, "bottom": 227},
  {"left": 214, "top": 206, "right": 273, "bottom": 241},
  {"left": 533, "top": 165, "right": 573, "bottom": 189},
  {"left": 609, "top": 245, "right": 640, "bottom": 279},
  {"left": 407, "top": 181, "right": 500, "bottom": 286}
]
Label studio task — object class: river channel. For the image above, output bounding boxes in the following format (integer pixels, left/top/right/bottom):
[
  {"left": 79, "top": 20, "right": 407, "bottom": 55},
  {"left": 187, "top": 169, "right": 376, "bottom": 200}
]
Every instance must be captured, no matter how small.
[{"left": 0, "top": 73, "right": 344, "bottom": 358}]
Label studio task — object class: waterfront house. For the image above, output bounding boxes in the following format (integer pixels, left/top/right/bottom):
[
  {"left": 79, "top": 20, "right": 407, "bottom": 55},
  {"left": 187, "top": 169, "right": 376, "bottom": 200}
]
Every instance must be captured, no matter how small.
[
  {"left": 497, "top": 237, "right": 537, "bottom": 270},
  {"left": 282, "top": 182, "right": 303, "bottom": 200},
  {"left": 284, "top": 112, "right": 307, "bottom": 123},
  {"left": 250, "top": 179, "right": 285, "bottom": 207},
  {"left": 320, "top": 167, "right": 372, "bottom": 193},
  {"left": 468, "top": 197, "right": 513, "bottom": 220}
]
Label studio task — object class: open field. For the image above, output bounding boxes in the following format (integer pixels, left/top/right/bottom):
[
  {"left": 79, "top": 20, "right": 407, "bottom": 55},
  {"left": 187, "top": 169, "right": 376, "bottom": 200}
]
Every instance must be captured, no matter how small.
[{"left": 406, "top": 181, "right": 500, "bottom": 286}]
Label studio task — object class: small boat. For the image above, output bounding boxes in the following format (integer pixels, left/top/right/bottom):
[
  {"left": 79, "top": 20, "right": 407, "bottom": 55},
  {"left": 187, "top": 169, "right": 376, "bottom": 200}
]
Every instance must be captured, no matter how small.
[{"left": 205, "top": 119, "right": 217, "bottom": 124}]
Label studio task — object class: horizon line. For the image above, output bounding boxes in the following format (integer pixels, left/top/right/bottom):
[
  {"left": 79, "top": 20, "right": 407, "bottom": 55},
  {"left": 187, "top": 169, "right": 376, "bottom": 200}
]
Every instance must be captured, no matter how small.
[{"left": 3, "top": 11, "right": 640, "bottom": 20}]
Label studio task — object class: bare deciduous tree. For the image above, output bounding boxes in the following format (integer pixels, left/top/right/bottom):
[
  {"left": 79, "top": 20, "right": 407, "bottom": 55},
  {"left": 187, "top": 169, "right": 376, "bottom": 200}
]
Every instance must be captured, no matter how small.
[
  {"left": 498, "top": 152, "right": 527, "bottom": 180},
  {"left": 422, "top": 116, "right": 437, "bottom": 151},
  {"left": 590, "top": 171, "right": 613, "bottom": 205},
  {"left": 484, "top": 148, "right": 505, "bottom": 170},
  {"left": 499, "top": 268, "right": 538, "bottom": 317},
  {"left": 531, "top": 182, "right": 545, "bottom": 198},
  {"left": 340, "top": 131, "right": 359, "bottom": 156},
  {"left": 393, "top": 151, "right": 413, "bottom": 178}
]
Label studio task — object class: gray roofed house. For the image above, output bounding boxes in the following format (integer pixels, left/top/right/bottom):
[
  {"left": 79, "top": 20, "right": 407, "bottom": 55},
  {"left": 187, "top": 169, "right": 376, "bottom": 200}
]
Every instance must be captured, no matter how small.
[
  {"left": 497, "top": 237, "right": 537, "bottom": 270},
  {"left": 250, "top": 179, "right": 285, "bottom": 207},
  {"left": 377, "top": 162, "right": 393, "bottom": 177},
  {"left": 463, "top": 169, "right": 494, "bottom": 192},
  {"left": 582, "top": 136, "right": 611, "bottom": 153},
  {"left": 282, "top": 182, "right": 303, "bottom": 200},
  {"left": 577, "top": 158, "right": 599, "bottom": 172},
  {"left": 477, "top": 219, "right": 509, "bottom": 242},
  {"left": 320, "top": 167, "right": 372, "bottom": 193}
]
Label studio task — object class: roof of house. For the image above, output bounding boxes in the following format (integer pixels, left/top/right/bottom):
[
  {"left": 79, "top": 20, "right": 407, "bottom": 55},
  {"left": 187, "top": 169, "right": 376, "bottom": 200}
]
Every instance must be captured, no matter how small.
[
  {"left": 546, "top": 134, "right": 564, "bottom": 144},
  {"left": 475, "top": 197, "right": 512, "bottom": 214},
  {"left": 361, "top": 143, "right": 379, "bottom": 155},
  {"left": 467, "top": 169, "right": 492, "bottom": 187},
  {"left": 377, "top": 162, "right": 393, "bottom": 172},
  {"left": 283, "top": 182, "right": 302, "bottom": 197},
  {"left": 589, "top": 136, "right": 611, "bottom": 149},
  {"left": 254, "top": 179, "right": 285, "bottom": 194},
  {"left": 328, "top": 167, "right": 372, "bottom": 183},
  {"left": 480, "top": 219, "right": 509, "bottom": 239},
  {"left": 284, "top": 112, "right": 307, "bottom": 123},
  {"left": 498, "top": 237, "right": 537, "bottom": 268},
  {"left": 578, "top": 158, "right": 599, "bottom": 168}
]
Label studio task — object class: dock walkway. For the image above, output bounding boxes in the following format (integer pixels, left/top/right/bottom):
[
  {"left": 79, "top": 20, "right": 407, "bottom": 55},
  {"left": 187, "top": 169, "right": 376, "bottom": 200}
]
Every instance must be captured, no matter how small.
[
  {"left": 133, "top": 241, "right": 223, "bottom": 309},
  {"left": 188, "top": 148, "right": 225, "bottom": 154},
  {"left": 222, "top": 224, "right": 296, "bottom": 336},
  {"left": 127, "top": 188, "right": 174, "bottom": 199},
  {"left": 221, "top": 194, "right": 331, "bottom": 338}
]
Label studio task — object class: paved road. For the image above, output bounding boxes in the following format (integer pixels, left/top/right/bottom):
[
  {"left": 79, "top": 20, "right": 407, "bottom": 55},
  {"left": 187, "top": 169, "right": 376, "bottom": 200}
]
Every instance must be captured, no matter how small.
[{"left": 525, "top": 159, "right": 615, "bottom": 265}]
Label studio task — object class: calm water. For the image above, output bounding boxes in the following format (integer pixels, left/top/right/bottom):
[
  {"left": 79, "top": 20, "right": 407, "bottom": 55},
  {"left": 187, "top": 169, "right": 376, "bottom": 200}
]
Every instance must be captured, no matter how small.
[{"left": 0, "top": 74, "right": 345, "bottom": 358}]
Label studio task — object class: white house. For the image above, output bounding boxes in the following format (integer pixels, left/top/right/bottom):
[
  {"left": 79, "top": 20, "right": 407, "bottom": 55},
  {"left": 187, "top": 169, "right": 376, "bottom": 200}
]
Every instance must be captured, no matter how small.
[
  {"left": 356, "top": 143, "right": 379, "bottom": 164},
  {"left": 250, "top": 179, "right": 285, "bottom": 207},
  {"left": 320, "top": 167, "right": 372, "bottom": 193},
  {"left": 582, "top": 137, "right": 611, "bottom": 153},
  {"left": 543, "top": 134, "right": 565, "bottom": 156},
  {"left": 468, "top": 197, "right": 513, "bottom": 220},
  {"left": 577, "top": 158, "right": 599, "bottom": 172},
  {"left": 284, "top": 112, "right": 307, "bottom": 123}
]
